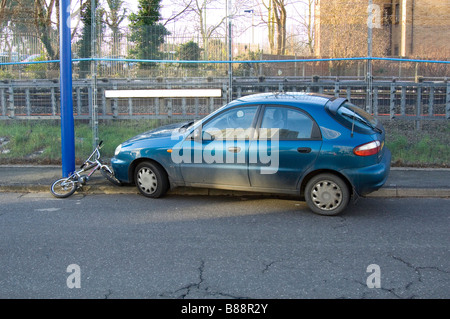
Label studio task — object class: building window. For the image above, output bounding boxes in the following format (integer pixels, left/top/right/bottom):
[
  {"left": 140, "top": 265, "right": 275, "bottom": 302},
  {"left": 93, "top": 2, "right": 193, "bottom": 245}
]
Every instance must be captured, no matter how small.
[
  {"left": 395, "top": 3, "right": 400, "bottom": 24},
  {"left": 383, "top": 5, "right": 392, "bottom": 26}
]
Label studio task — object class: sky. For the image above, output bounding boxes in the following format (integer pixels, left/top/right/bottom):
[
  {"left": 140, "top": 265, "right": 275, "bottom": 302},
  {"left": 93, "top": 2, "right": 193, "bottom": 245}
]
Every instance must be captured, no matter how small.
[
  {"left": 63, "top": 0, "right": 312, "bottom": 54},
  {"left": 119, "top": 0, "right": 311, "bottom": 49}
]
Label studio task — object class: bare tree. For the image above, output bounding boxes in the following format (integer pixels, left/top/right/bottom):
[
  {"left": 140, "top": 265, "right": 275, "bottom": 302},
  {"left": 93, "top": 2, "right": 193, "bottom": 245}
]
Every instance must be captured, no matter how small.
[
  {"left": 161, "top": 0, "right": 250, "bottom": 60},
  {"left": 161, "top": 0, "right": 194, "bottom": 27},
  {"left": 33, "top": 0, "right": 84, "bottom": 59},
  {"left": 175, "top": 0, "right": 231, "bottom": 47},
  {"left": 0, "top": 0, "right": 8, "bottom": 28},
  {"left": 34, "top": 0, "right": 58, "bottom": 60},
  {"left": 104, "top": 0, "right": 127, "bottom": 55},
  {"left": 289, "top": 0, "right": 314, "bottom": 55},
  {"left": 261, "top": 0, "right": 287, "bottom": 55}
]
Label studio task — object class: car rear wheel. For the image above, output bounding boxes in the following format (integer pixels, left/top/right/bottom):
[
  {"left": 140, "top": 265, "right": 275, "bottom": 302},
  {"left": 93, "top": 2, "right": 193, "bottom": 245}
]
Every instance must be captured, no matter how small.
[
  {"left": 305, "top": 173, "right": 350, "bottom": 216},
  {"left": 135, "top": 161, "right": 169, "bottom": 198}
]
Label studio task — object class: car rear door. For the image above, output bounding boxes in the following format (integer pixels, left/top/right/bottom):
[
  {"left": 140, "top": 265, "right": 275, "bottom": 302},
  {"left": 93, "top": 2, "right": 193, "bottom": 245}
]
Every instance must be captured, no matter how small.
[{"left": 248, "top": 105, "right": 322, "bottom": 191}]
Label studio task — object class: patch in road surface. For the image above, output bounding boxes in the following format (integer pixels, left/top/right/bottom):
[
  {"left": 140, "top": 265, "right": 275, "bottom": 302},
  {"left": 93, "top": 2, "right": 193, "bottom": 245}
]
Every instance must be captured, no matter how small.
[{"left": 34, "top": 208, "right": 61, "bottom": 212}]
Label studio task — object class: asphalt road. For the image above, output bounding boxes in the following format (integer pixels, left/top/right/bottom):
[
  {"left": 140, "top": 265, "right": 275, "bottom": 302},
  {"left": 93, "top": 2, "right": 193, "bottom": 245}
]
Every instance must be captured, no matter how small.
[{"left": 0, "top": 192, "right": 449, "bottom": 300}]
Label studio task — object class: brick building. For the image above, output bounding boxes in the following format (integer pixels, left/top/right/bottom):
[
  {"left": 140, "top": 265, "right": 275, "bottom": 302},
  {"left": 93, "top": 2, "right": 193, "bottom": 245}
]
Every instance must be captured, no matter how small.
[{"left": 314, "top": 0, "right": 450, "bottom": 58}]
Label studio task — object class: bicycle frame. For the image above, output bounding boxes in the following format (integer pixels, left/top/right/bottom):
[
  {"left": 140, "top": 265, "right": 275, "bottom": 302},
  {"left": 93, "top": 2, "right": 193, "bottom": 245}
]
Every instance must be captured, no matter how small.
[
  {"left": 50, "top": 140, "right": 121, "bottom": 198},
  {"left": 67, "top": 141, "right": 111, "bottom": 184}
]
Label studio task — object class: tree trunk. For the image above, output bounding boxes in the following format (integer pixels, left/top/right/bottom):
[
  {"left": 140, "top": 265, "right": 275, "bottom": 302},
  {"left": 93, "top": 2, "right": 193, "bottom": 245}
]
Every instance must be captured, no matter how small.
[{"left": 35, "top": 0, "right": 58, "bottom": 61}]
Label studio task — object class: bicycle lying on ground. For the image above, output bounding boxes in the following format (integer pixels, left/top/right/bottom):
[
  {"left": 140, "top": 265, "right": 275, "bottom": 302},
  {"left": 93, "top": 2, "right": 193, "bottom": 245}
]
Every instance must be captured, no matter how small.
[{"left": 50, "top": 140, "right": 121, "bottom": 198}]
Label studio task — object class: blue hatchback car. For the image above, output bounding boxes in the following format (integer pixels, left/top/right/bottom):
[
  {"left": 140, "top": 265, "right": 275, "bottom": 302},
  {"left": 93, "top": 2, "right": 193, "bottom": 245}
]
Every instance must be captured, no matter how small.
[{"left": 111, "top": 92, "right": 391, "bottom": 215}]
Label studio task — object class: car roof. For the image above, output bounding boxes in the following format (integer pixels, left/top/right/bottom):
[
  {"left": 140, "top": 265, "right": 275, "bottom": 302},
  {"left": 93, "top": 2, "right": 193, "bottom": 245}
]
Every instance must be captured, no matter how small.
[{"left": 233, "top": 92, "right": 334, "bottom": 107}]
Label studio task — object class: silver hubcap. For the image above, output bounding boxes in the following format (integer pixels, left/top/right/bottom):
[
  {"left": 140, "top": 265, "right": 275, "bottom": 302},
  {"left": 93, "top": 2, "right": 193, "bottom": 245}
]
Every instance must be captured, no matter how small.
[
  {"left": 137, "top": 167, "right": 157, "bottom": 194},
  {"left": 311, "top": 180, "right": 342, "bottom": 211}
]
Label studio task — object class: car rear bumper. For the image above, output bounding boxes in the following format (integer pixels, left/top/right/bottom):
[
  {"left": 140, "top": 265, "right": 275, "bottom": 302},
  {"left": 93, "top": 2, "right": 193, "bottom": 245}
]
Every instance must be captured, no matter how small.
[{"left": 340, "top": 148, "right": 391, "bottom": 196}]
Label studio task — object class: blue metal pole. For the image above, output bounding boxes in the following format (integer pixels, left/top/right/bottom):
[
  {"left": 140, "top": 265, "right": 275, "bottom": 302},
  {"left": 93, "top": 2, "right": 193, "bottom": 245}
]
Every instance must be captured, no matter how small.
[{"left": 59, "top": 0, "right": 75, "bottom": 177}]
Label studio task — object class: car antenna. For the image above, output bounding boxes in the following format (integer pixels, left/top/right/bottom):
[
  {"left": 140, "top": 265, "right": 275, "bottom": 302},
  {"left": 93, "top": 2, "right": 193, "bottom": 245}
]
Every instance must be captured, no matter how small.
[{"left": 351, "top": 115, "right": 355, "bottom": 138}]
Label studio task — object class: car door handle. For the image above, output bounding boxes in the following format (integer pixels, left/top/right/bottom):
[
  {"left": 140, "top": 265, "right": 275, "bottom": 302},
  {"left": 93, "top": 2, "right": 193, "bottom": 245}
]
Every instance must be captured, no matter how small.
[
  {"left": 228, "top": 146, "right": 241, "bottom": 153},
  {"left": 297, "top": 147, "right": 312, "bottom": 153}
]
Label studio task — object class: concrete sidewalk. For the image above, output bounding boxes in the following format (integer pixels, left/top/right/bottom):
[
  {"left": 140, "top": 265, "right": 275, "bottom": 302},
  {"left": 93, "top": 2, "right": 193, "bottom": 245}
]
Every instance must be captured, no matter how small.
[{"left": 0, "top": 165, "right": 449, "bottom": 198}]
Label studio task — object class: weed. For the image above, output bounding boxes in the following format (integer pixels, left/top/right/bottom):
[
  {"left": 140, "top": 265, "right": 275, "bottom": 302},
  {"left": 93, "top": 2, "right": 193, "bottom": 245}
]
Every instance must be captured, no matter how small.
[
  {"left": 1, "top": 120, "right": 449, "bottom": 167},
  {"left": 0, "top": 120, "right": 164, "bottom": 164}
]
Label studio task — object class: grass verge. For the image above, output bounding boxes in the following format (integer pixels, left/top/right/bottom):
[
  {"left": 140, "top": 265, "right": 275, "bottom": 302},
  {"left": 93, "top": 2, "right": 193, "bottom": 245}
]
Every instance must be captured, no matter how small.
[
  {"left": 0, "top": 120, "right": 163, "bottom": 165},
  {"left": 383, "top": 121, "right": 450, "bottom": 168},
  {"left": 0, "top": 119, "right": 449, "bottom": 167}
]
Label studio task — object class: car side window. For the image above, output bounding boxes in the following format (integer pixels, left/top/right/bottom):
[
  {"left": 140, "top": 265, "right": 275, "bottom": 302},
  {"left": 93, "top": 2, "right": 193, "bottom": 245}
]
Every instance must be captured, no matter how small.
[
  {"left": 202, "top": 106, "right": 258, "bottom": 140},
  {"left": 260, "top": 106, "right": 314, "bottom": 140}
]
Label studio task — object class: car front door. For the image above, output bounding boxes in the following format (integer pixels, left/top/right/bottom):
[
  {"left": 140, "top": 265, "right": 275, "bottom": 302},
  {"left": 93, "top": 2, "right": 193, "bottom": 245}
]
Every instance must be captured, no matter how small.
[
  {"left": 178, "top": 105, "right": 259, "bottom": 187},
  {"left": 248, "top": 105, "right": 323, "bottom": 191}
]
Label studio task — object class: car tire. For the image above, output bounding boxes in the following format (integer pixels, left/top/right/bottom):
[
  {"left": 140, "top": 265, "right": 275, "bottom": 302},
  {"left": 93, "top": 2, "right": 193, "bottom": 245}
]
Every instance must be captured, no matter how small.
[
  {"left": 305, "top": 173, "right": 350, "bottom": 216},
  {"left": 135, "top": 161, "right": 169, "bottom": 198}
]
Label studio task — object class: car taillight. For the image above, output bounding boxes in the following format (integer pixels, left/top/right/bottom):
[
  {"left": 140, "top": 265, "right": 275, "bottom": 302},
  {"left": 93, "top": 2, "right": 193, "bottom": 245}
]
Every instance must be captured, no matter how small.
[{"left": 353, "top": 140, "right": 381, "bottom": 156}]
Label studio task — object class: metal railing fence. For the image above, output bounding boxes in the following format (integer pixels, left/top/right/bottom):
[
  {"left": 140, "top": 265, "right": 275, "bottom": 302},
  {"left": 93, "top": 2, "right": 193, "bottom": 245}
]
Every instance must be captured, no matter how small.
[{"left": 1, "top": 76, "right": 449, "bottom": 122}]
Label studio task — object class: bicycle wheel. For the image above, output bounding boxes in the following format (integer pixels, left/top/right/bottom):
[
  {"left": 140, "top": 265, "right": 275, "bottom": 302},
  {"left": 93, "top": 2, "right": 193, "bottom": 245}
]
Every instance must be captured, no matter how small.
[
  {"left": 100, "top": 167, "right": 122, "bottom": 186},
  {"left": 50, "top": 178, "right": 77, "bottom": 198}
]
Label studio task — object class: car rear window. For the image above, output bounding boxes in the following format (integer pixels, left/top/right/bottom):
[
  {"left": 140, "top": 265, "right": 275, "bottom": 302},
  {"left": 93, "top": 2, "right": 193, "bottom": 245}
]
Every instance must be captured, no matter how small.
[{"left": 329, "top": 101, "right": 378, "bottom": 134}]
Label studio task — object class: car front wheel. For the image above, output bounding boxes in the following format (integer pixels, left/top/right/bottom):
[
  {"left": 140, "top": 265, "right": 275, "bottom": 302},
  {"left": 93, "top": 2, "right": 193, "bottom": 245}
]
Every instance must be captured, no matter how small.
[
  {"left": 135, "top": 161, "right": 169, "bottom": 198},
  {"left": 305, "top": 173, "right": 350, "bottom": 216}
]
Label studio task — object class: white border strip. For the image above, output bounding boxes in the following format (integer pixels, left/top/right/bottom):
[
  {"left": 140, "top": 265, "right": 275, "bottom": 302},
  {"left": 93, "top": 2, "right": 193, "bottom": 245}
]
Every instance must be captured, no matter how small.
[{"left": 104, "top": 89, "right": 222, "bottom": 98}]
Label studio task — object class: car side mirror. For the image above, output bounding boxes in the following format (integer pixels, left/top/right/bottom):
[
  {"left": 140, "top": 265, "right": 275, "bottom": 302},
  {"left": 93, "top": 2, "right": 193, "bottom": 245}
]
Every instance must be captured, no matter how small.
[
  {"left": 190, "top": 129, "right": 200, "bottom": 141},
  {"left": 189, "top": 129, "right": 214, "bottom": 142}
]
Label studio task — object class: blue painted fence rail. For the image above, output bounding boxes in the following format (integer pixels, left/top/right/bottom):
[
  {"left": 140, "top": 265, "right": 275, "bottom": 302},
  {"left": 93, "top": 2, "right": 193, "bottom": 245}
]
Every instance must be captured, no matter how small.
[{"left": 0, "top": 77, "right": 449, "bottom": 121}]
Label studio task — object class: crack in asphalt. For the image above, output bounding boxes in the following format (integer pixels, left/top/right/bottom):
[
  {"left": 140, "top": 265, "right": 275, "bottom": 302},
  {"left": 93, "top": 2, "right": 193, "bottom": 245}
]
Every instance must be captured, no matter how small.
[
  {"left": 261, "top": 258, "right": 288, "bottom": 274},
  {"left": 262, "top": 261, "right": 277, "bottom": 274},
  {"left": 352, "top": 254, "right": 450, "bottom": 299},
  {"left": 392, "top": 255, "right": 450, "bottom": 285},
  {"left": 104, "top": 289, "right": 113, "bottom": 299},
  {"left": 177, "top": 260, "right": 205, "bottom": 299},
  {"left": 353, "top": 279, "right": 403, "bottom": 299},
  {"left": 159, "top": 260, "right": 250, "bottom": 299},
  {"left": 365, "top": 255, "right": 450, "bottom": 299}
]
